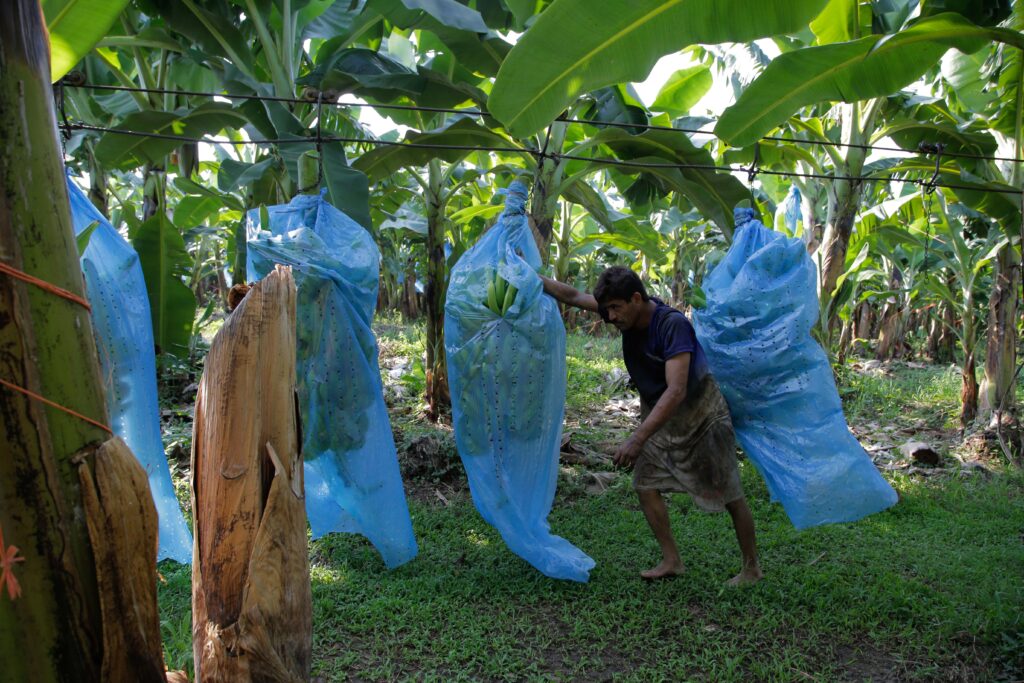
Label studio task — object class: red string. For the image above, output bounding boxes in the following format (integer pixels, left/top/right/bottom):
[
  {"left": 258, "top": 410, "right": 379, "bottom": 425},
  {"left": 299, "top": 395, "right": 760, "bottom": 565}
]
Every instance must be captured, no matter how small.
[
  {"left": 0, "top": 378, "right": 112, "bottom": 434},
  {"left": 0, "top": 261, "right": 91, "bottom": 312}
]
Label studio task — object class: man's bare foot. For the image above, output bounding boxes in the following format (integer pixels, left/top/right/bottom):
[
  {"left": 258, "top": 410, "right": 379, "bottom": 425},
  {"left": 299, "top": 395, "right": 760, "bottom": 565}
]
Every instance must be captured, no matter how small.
[
  {"left": 726, "top": 566, "right": 763, "bottom": 586},
  {"left": 640, "top": 559, "right": 686, "bottom": 580}
]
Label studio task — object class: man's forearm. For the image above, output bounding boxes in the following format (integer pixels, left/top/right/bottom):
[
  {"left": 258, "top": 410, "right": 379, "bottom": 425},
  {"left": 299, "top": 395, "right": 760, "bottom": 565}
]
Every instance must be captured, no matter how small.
[
  {"left": 635, "top": 386, "right": 686, "bottom": 443},
  {"left": 540, "top": 275, "right": 598, "bottom": 311}
]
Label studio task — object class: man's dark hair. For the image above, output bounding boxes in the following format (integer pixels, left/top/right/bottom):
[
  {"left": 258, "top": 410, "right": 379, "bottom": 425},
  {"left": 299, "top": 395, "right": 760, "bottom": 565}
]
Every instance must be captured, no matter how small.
[{"left": 593, "top": 266, "right": 649, "bottom": 305}]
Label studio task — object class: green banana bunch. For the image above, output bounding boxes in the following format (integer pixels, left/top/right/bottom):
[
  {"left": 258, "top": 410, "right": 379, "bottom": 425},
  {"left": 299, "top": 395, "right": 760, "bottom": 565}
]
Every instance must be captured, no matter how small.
[{"left": 483, "top": 264, "right": 518, "bottom": 316}]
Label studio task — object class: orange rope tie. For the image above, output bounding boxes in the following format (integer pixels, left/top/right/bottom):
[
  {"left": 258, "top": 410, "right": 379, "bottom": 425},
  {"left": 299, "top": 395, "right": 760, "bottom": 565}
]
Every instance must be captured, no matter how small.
[
  {"left": 0, "top": 261, "right": 92, "bottom": 312},
  {"left": 0, "top": 378, "right": 112, "bottom": 434}
]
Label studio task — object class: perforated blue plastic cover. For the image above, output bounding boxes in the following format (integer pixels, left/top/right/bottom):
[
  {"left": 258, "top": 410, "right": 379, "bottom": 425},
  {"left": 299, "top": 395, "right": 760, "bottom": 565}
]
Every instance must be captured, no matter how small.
[
  {"left": 247, "top": 191, "right": 417, "bottom": 569},
  {"left": 445, "top": 182, "right": 594, "bottom": 582},
  {"left": 66, "top": 175, "right": 193, "bottom": 563},
  {"left": 693, "top": 207, "right": 898, "bottom": 529}
]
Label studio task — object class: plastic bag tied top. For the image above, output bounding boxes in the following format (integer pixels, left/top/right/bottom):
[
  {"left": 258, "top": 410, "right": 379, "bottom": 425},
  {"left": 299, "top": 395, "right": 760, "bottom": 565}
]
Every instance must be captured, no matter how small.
[
  {"left": 247, "top": 191, "right": 417, "bottom": 569},
  {"left": 66, "top": 175, "right": 193, "bottom": 563},
  {"left": 693, "top": 207, "right": 898, "bottom": 529},
  {"left": 445, "top": 181, "right": 594, "bottom": 582}
]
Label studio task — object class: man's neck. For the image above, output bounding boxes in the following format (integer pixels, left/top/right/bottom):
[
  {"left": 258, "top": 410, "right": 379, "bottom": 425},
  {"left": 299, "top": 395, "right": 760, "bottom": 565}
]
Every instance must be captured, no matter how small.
[{"left": 633, "top": 300, "right": 658, "bottom": 331}]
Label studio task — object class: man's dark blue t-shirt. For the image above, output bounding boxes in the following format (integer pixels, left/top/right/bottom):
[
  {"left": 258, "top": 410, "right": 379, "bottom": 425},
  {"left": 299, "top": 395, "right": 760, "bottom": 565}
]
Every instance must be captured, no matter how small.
[{"left": 620, "top": 298, "right": 709, "bottom": 406}]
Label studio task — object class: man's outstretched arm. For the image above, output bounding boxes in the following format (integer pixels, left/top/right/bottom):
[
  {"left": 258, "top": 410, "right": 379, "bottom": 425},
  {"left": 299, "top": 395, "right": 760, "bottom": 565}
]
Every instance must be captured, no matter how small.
[{"left": 539, "top": 275, "right": 599, "bottom": 312}]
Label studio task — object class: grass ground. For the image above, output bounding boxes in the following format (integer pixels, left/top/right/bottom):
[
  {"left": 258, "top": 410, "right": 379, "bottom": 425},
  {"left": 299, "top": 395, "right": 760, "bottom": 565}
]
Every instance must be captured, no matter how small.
[{"left": 157, "top": 319, "right": 1024, "bottom": 682}]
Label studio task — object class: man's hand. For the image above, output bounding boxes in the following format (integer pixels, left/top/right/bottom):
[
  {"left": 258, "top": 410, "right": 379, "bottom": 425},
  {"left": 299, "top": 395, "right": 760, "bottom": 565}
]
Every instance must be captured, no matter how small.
[{"left": 613, "top": 433, "right": 645, "bottom": 468}]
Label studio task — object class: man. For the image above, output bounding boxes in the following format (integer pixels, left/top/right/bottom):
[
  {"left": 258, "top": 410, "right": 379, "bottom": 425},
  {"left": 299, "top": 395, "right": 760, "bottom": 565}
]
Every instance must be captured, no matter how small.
[{"left": 541, "top": 266, "right": 762, "bottom": 585}]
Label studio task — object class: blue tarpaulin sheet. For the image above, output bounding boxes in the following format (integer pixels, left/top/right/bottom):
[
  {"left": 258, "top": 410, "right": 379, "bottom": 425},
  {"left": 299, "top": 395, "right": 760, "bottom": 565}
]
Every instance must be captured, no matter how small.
[
  {"left": 66, "top": 175, "right": 193, "bottom": 563},
  {"left": 693, "top": 207, "right": 898, "bottom": 529},
  {"left": 445, "top": 182, "right": 594, "bottom": 582},
  {"left": 247, "top": 191, "right": 417, "bottom": 568}
]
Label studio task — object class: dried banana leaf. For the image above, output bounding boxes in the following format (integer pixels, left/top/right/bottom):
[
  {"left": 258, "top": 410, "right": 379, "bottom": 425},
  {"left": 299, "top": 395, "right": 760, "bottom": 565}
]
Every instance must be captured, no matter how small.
[{"left": 191, "top": 265, "right": 311, "bottom": 682}]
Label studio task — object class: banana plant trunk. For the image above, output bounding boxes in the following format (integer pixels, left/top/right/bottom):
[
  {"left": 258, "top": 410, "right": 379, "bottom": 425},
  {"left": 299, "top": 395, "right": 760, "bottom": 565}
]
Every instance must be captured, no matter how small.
[
  {"left": 529, "top": 121, "right": 569, "bottom": 256},
  {"left": 819, "top": 103, "right": 875, "bottom": 323},
  {"left": 938, "top": 300, "right": 957, "bottom": 363},
  {"left": 0, "top": 2, "right": 166, "bottom": 680},
  {"left": 961, "top": 289, "right": 980, "bottom": 430},
  {"left": 424, "top": 160, "right": 449, "bottom": 421},
  {"left": 552, "top": 201, "right": 573, "bottom": 321},
  {"left": 855, "top": 301, "right": 874, "bottom": 344},
  {"left": 819, "top": 177, "right": 864, "bottom": 313},
  {"left": 979, "top": 235, "right": 1020, "bottom": 421},
  {"left": 875, "top": 269, "right": 906, "bottom": 361},
  {"left": 962, "top": 350, "right": 979, "bottom": 430}
]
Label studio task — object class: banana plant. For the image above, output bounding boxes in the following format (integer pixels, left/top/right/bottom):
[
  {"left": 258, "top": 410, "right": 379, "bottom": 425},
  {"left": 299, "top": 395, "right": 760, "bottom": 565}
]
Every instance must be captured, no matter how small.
[
  {"left": 932, "top": 11, "right": 1024, "bottom": 419},
  {"left": 42, "top": 0, "right": 132, "bottom": 82},
  {"left": 354, "top": 118, "right": 528, "bottom": 420},
  {"left": 488, "top": 0, "right": 831, "bottom": 138},
  {"left": 716, "top": 0, "right": 1021, "bottom": 330},
  {"left": 885, "top": 199, "right": 1007, "bottom": 428}
]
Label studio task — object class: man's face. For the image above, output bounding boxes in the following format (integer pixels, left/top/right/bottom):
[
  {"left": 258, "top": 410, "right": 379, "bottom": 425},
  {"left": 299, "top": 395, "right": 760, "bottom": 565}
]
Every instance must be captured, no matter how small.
[{"left": 602, "top": 293, "right": 645, "bottom": 331}]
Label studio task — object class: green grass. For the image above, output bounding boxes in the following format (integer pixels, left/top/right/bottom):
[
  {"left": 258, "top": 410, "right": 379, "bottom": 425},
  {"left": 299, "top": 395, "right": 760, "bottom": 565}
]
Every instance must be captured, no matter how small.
[
  {"left": 157, "top": 328, "right": 1024, "bottom": 681},
  {"left": 837, "top": 363, "right": 963, "bottom": 430}
]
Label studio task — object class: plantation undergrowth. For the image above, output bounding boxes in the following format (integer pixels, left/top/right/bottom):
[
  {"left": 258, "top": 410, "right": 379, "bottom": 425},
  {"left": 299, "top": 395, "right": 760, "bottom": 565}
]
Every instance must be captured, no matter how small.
[{"left": 156, "top": 319, "right": 1024, "bottom": 682}]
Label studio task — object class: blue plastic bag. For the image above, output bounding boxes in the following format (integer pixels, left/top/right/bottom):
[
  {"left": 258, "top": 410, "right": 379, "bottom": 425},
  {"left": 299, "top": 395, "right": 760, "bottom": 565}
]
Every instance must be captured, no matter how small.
[
  {"left": 693, "top": 207, "right": 898, "bottom": 529},
  {"left": 66, "top": 175, "right": 193, "bottom": 563},
  {"left": 247, "top": 191, "right": 417, "bottom": 568},
  {"left": 445, "top": 182, "right": 594, "bottom": 582}
]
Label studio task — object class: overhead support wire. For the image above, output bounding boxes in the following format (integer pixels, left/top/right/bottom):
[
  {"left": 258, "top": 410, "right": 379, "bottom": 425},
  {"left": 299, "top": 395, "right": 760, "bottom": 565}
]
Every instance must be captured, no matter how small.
[
  {"left": 62, "top": 121, "right": 1022, "bottom": 196},
  {"left": 63, "top": 81, "right": 1024, "bottom": 166}
]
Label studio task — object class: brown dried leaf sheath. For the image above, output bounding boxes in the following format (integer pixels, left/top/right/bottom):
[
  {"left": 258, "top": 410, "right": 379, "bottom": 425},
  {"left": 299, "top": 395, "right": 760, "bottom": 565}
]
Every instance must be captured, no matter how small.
[
  {"left": 191, "top": 265, "right": 311, "bottom": 682},
  {"left": 78, "top": 436, "right": 167, "bottom": 682}
]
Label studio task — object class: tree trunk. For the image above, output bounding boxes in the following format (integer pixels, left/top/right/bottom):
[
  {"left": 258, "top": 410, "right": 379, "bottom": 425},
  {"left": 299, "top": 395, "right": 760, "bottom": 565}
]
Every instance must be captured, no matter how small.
[
  {"left": 837, "top": 317, "right": 853, "bottom": 365},
  {"left": 819, "top": 102, "right": 876, "bottom": 322},
  {"left": 0, "top": 3, "right": 166, "bottom": 680},
  {"left": 979, "top": 245, "right": 1020, "bottom": 419},
  {"left": 961, "top": 350, "right": 979, "bottom": 430},
  {"left": 192, "top": 266, "right": 311, "bottom": 682},
  {"left": 926, "top": 313, "right": 942, "bottom": 360},
  {"left": 938, "top": 300, "right": 957, "bottom": 363},
  {"left": 800, "top": 184, "right": 820, "bottom": 253},
  {"left": 424, "top": 162, "right": 449, "bottom": 421},
  {"left": 855, "top": 301, "right": 874, "bottom": 344},
  {"left": 402, "top": 262, "right": 420, "bottom": 320},
  {"left": 819, "top": 179, "right": 864, "bottom": 312},
  {"left": 528, "top": 121, "right": 568, "bottom": 257},
  {"left": 875, "top": 269, "right": 904, "bottom": 361}
]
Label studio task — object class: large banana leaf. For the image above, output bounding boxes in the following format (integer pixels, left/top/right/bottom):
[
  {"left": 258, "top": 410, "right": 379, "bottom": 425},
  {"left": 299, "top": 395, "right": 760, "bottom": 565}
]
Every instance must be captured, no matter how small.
[
  {"left": 302, "top": 0, "right": 373, "bottom": 39},
  {"left": 94, "top": 103, "right": 250, "bottom": 170},
  {"left": 300, "top": 47, "right": 486, "bottom": 108},
  {"left": 941, "top": 49, "right": 999, "bottom": 114},
  {"left": 560, "top": 178, "right": 620, "bottom": 231},
  {"left": 592, "top": 128, "right": 751, "bottom": 236},
  {"left": 650, "top": 65, "right": 713, "bottom": 118},
  {"left": 487, "top": 0, "right": 829, "bottom": 137},
  {"left": 577, "top": 217, "right": 666, "bottom": 263},
  {"left": 921, "top": 0, "right": 1011, "bottom": 26},
  {"left": 941, "top": 173, "right": 1021, "bottom": 234},
  {"left": 323, "top": 144, "right": 373, "bottom": 230},
  {"left": 809, "top": 0, "right": 862, "bottom": 45},
  {"left": 353, "top": 119, "right": 523, "bottom": 181},
  {"left": 43, "top": 0, "right": 132, "bottom": 81},
  {"left": 716, "top": 13, "right": 1024, "bottom": 147},
  {"left": 148, "top": 0, "right": 258, "bottom": 81},
  {"left": 371, "top": 0, "right": 512, "bottom": 76},
  {"left": 131, "top": 214, "right": 196, "bottom": 357},
  {"left": 875, "top": 119, "right": 998, "bottom": 156},
  {"left": 400, "top": 0, "right": 489, "bottom": 32}
]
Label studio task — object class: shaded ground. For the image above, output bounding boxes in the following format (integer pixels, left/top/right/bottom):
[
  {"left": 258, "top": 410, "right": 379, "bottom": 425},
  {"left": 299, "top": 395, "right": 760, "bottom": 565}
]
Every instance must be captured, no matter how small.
[{"left": 156, "top": 320, "right": 1024, "bottom": 681}]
